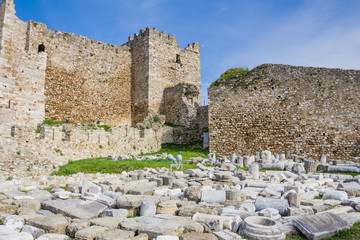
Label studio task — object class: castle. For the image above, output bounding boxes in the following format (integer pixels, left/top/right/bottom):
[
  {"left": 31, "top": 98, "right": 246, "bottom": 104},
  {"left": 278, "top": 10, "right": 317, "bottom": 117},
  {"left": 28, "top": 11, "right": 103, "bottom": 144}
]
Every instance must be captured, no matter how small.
[
  {"left": 0, "top": 0, "right": 207, "bottom": 178},
  {"left": 0, "top": 0, "right": 202, "bottom": 129}
]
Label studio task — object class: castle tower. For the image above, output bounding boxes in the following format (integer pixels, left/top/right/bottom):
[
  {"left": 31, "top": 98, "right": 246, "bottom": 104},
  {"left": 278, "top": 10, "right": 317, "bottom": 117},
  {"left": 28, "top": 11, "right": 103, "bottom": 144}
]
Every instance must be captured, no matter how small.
[
  {"left": 129, "top": 27, "right": 201, "bottom": 126},
  {"left": 0, "top": 0, "right": 47, "bottom": 127}
]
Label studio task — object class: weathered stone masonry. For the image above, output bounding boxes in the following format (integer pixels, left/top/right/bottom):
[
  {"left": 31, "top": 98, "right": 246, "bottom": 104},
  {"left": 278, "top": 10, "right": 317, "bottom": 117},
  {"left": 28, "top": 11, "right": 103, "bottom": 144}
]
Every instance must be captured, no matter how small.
[
  {"left": 0, "top": 0, "right": 201, "bottom": 128},
  {"left": 209, "top": 64, "right": 360, "bottom": 160},
  {"left": 0, "top": 0, "right": 204, "bottom": 174}
]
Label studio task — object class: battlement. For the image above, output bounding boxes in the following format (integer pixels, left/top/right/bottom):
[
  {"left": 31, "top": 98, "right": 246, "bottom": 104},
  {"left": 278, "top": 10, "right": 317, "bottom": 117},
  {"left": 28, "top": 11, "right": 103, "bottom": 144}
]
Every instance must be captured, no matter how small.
[
  {"left": 26, "top": 20, "right": 130, "bottom": 55},
  {"left": 127, "top": 27, "right": 199, "bottom": 53}
]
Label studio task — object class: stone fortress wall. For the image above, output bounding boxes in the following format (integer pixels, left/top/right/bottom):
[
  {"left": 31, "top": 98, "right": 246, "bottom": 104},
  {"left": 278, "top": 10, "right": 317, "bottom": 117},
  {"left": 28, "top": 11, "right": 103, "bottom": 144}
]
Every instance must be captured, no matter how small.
[
  {"left": 0, "top": 0, "right": 202, "bottom": 128},
  {"left": 0, "top": 123, "right": 162, "bottom": 179},
  {"left": 209, "top": 64, "right": 360, "bottom": 160},
  {"left": 127, "top": 27, "right": 201, "bottom": 125},
  {"left": 0, "top": 0, "right": 205, "bottom": 175}
]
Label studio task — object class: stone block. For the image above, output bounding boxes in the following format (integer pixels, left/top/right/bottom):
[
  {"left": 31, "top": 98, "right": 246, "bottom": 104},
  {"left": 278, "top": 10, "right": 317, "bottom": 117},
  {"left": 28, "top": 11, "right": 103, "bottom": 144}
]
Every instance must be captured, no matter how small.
[
  {"left": 75, "top": 226, "right": 109, "bottom": 240},
  {"left": 323, "top": 190, "right": 348, "bottom": 201},
  {"left": 94, "top": 229, "right": 135, "bottom": 240},
  {"left": 213, "top": 229, "right": 243, "bottom": 239},
  {"left": 180, "top": 233, "right": 217, "bottom": 240},
  {"left": 21, "top": 225, "right": 45, "bottom": 239},
  {"left": 89, "top": 217, "right": 124, "bottom": 230},
  {"left": 293, "top": 212, "right": 350, "bottom": 240},
  {"left": 4, "top": 215, "right": 25, "bottom": 232},
  {"left": 37, "top": 233, "right": 70, "bottom": 240},
  {"left": 254, "top": 197, "right": 289, "bottom": 215},
  {"left": 0, "top": 226, "right": 33, "bottom": 240},
  {"left": 26, "top": 214, "right": 69, "bottom": 234},
  {"left": 201, "top": 190, "right": 226, "bottom": 204},
  {"left": 140, "top": 199, "right": 156, "bottom": 217}
]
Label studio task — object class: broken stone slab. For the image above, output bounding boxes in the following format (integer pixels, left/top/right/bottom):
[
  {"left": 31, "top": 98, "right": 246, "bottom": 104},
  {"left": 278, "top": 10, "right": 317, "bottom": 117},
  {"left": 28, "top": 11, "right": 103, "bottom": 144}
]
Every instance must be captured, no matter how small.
[
  {"left": 299, "top": 191, "right": 319, "bottom": 200},
  {"left": 293, "top": 212, "right": 351, "bottom": 240},
  {"left": 120, "top": 221, "right": 183, "bottom": 239},
  {"left": 140, "top": 198, "right": 156, "bottom": 217},
  {"left": 192, "top": 213, "right": 241, "bottom": 231},
  {"left": 66, "top": 220, "right": 90, "bottom": 238},
  {"left": 200, "top": 190, "right": 226, "bottom": 204},
  {"left": 127, "top": 181, "right": 157, "bottom": 195},
  {"left": 27, "top": 190, "right": 53, "bottom": 201},
  {"left": 322, "top": 189, "right": 348, "bottom": 201},
  {"left": 60, "top": 201, "right": 108, "bottom": 219},
  {"left": 4, "top": 215, "right": 24, "bottom": 232},
  {"left": 94, "top": 229, "right": 135, "bottom": 240},
  {"left": 166, "top": 216, "right": 204, "bottom": 233},
  {"left": 0, "top": 226, "right": 34, "bottom": 240},
  {"left": 285, "top": 206, "right": 314, "bottom": 216},
  {"left": 26, "top": 214, "right": 69, "bottom": 234},
  {"left": 16, "top": 199, "right": 41, "bottom": 210},
  {"left": 21, "top": 225, "right": 45, "bottom": 239},
  {"left": 37, "top": 234, "right": 70, "bottom": 239},
  {"left": 75, "top": 226, "right": 109, "bottom": 240},
  {"left": 213, "top": 229, "right": 243, "bottom": 240},
  {"left": 323, "top": 206, "right": 355, "bottom": 215},
  {"left": 337, "top": 182, "right": 360, "bottom": 196},
  {"left": 180, "top": 232, "right": 217, "bottom": 240},
  {"left": 117, "top": 195, "right": 161, "bottom": 215},
  {"left": 254, "top": 197, "right": 289, "bottom": 215},
  {"left": 89, "top": 217, "right": 124, "bottom": 230},
  {"left": 340, "top": 212, "right": 360, "bottom": 226},
  {"left": 0, "top": 204, "right": 18, "bottom": 214},
  {"left": 156, "top": 236, "right": 179, "bottom": 240},
  {"left": 240, "top": 216, "right": 285, "bottom": 240},
  {"left": 157, "top": 200, "right": 179, "bottom": 215}
]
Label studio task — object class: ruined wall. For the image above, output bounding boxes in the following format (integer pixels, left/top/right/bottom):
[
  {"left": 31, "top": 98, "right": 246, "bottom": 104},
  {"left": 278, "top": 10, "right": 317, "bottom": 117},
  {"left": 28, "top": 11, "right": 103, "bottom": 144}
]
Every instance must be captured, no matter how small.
[
  {"left": 163, "top": 83, "right": 201, "bottom": 129},
  {"left": 0, "top": 0, "right": 46, "bottom": 126},
  {"left": 26, "top": 20, "right": 132, "bottom": 126},
  {"left": 197, "top": 105, "right": 208, "bottom": 130},
  {"left": 209, "top": 64, "right": 360, "bottom": 160},
  {"left": 0, "top": 124, "right": 162, "bottom": 178},
  {"left": 129, "top": 27, "right": 201, "bottom": 125}
]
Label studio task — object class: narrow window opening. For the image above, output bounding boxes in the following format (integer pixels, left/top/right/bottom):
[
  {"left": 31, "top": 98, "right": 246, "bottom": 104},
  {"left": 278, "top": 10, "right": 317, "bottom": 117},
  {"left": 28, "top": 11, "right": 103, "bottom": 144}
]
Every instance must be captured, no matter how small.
[
  {"left": 176, "top": 54, "right": 181, "bottom": 64},
  {"left": 11, "top": 126, "right": 15, "bottom": 137},
  {"left": 38, "top": 43, "right": 45, "bottom": 53}
]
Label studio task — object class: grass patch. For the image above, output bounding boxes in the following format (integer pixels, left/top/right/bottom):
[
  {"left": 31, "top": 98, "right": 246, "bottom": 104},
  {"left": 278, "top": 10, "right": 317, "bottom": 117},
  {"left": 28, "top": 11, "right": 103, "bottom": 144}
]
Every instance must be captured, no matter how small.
[
  {"left": 97, "top": 125, "right": 111, "bottom": 131},
  {"left": 210, "top": 67, "right": 250, "bottom": 88},
  {"left": 53, "top": 144, "right": 209, "bottom": 176},
  {"left": 140, "top": 144, "right": 209, "bottom": 161},
  {"left": 42, "top": 119, "right": 66, "bottom": 126},
  {"left": 53, "top": 158, "right": 202, "bottom": 176}
]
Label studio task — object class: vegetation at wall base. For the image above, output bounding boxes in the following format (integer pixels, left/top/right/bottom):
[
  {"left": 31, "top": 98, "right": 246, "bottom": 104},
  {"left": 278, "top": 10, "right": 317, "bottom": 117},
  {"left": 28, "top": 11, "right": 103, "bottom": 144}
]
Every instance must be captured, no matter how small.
[{"left": 53, "top": 144, "right": 209, "bottom": 176}]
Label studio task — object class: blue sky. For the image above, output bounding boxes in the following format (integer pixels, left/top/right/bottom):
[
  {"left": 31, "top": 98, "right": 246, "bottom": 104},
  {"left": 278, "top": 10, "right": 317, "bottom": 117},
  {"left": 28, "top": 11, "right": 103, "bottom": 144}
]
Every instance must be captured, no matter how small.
[{"left": 14, "top": 0, "right": 360, "bottom": 104}]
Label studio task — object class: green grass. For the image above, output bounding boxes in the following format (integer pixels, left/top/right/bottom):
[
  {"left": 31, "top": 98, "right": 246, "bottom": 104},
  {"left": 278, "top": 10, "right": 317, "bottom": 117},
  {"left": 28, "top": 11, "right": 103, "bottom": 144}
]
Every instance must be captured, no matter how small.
[
  {"left": 53, "top": 144, "right": 209, "bottom": 176},
  {"left": 53, "top": 158, "right": 202, "bottom": 176},
  {"left": 210, "top": 67, "right": 250, "bottom": 88},
  {"left": 42, "top": 119, "right": 66, "bottom": 126},
  {"left": 139, "top": 144, "right": 209, "bottom": 161}
]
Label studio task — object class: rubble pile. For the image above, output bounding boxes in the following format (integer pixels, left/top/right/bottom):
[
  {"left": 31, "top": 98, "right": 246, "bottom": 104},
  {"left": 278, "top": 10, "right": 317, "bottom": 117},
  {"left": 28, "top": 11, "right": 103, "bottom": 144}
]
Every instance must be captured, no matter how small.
[{"left": 0, "top": 150, "right": 360, "bottom": 239}]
